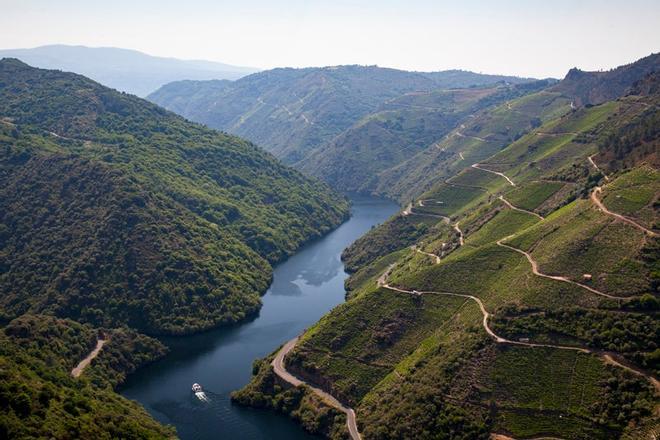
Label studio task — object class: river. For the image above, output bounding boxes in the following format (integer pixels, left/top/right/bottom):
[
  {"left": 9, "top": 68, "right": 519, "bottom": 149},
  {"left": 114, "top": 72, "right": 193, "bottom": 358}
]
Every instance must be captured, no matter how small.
[{"left": 120, "top": 195, "right": 398, "bottom": 439}]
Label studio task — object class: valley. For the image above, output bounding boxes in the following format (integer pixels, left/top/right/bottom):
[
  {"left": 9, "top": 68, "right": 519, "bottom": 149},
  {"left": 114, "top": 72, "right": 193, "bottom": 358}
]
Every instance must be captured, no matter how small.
[{"left": 0, "top": 26, "right": 658, "bottom": 440}]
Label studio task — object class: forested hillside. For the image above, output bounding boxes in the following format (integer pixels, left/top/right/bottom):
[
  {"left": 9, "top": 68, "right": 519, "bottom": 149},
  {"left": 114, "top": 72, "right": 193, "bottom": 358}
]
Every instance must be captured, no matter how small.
[
  {"left": 148, "top": 66, "right": 535, "bottom": 164},
  {"left": 0, "top": 58, "right": 349, "bottom": 334},
  {"left": 235, "top": 56, "right": 660, "bottom": 440},
  {"left": 0, "top": 314, "right": 173, "bottom": 438}
]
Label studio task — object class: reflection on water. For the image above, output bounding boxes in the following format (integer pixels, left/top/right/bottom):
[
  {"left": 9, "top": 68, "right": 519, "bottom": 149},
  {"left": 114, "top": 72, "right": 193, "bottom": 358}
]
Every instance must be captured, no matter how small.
[{"left": 120, "top": 195, "right": 398, "bottom": 440}]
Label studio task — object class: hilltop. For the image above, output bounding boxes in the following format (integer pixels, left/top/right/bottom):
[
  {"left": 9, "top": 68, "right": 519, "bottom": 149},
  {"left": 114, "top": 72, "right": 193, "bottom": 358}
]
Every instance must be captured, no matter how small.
[
  {"left": 551, "top": 52, "right": 660, "bottom": 106},
  {"left": 0, "top": 58, "right": 348, "bottom": 335},
  {"left": 0, "top": 45, "right": 258, "bottom": 96}
]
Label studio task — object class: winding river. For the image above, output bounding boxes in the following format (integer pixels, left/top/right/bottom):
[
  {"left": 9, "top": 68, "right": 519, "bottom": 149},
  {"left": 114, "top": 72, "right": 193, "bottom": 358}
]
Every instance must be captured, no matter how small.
[{"left": 120, "top": 195, "right": 398, "bottom": 439}]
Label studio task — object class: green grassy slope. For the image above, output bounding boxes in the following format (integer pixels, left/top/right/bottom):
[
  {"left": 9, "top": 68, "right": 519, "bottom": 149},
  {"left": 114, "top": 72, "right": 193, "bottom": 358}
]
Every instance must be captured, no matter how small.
[
  {"left": 0, "top": 59, "right": 349, "bottom": 334},
  {"left": 236, "top": 70, "right": 659, "bottom": 439},
  {"left": 370, "top": 90, "right": 573, "bottom": 202}
]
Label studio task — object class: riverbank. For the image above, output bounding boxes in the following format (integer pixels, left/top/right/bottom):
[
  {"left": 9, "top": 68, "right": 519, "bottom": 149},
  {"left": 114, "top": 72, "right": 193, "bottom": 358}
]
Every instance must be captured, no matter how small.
[{"left": 120, "top": 195, "right": 398, "bottom": 440}]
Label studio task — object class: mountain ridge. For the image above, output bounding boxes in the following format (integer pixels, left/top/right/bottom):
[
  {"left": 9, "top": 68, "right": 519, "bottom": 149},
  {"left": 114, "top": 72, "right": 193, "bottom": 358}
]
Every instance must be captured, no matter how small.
[
  {"left": 0, "top": 45, "right": 258, "bottom": 96},
  {"left": 148, "top": 65, "right": 538, "bottom": 164}
]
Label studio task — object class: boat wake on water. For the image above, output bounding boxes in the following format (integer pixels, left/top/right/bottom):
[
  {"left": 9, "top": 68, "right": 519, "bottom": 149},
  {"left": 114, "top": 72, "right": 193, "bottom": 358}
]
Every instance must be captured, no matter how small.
[{"left": 192, "top": 383, "right": 211, "bottom": 402}]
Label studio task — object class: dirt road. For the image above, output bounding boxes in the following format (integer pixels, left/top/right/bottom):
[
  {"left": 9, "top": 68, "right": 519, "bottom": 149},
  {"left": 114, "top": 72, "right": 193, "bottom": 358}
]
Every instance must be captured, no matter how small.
[
  {"left": 499, "top": 195, "right": 544, "bottom": 219},
  {"left": 272, "top": 338, "right": 362, "bottom": 440},
  {"left": 71, "top": 339, "right": 107, "bottom": 378},
  {"left": 471, "top": 163, "right": 516, "bottom": 186},
  {"left": 378, "top": 265, "right": 659, "bottom": 393},
  {"left": 495, "top": 236, "right": 627, "bottom": 300},
  {"left": 591, "top": 187, "right": 657, "bottom": 237}
]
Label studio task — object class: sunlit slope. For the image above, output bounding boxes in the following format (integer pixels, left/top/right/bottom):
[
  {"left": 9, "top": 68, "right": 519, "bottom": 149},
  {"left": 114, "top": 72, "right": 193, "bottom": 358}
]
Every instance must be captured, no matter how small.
[
  {"left": 236, "top": 84, "right": 659, "bottom": 439},
  {"left": 298, "top": 82, "right": 551, "bottom": 194},
  {"left": 370, "top": 90, "right": 573, "bottom": 201}
]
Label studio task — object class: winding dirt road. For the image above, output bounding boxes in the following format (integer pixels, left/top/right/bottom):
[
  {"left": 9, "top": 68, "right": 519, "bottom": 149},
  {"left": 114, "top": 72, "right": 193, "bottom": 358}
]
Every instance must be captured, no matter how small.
[
  {"left": 455, "top": 131, "right": 487, "bottom": 142},
  {"left": 71, "top": 338, "right": 107, "bottom": 378},
  {"left": 454, "top": 222, "right": 465, "bottom": 246},
  {"left": 381, "top": 280, "right": 589, "bottom": 352},
  {"left": 471, "top": 163, "right": 516, "bottom": 187},
  {"left": 587, "top": 154, "right": 610, "bottom": 181},
  {"left": 412, "top": 245, "right": 442, "bottom": 264},
  {"left": 498, "top": 196, "right": 544, "bottom": 219},
  {"left": 591, "top": 187, "right": 657, "bottom": 237},
  {"left": 495, "top": 236, "right": 627, "bottom": 300},
  {"left": 272, "top": 338, "right": 362, "bottom": 440},
  {"left": 379, "top": 259, "right": 659, "bottom": 393}
]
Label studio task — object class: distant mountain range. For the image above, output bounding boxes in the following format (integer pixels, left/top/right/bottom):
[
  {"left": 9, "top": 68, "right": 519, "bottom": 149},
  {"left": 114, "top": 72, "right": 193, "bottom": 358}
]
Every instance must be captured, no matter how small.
[
  {"left": 0, "top": 45, "right": 259, "bottom": 96},
  {"left": 148, "top": 65, "right": 536, "bottom": 164}
]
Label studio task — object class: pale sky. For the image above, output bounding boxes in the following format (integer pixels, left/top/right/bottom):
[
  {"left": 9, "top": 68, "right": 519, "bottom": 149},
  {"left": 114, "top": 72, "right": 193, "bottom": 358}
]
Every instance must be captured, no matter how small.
[{"left": 2, "top": 0, "right": 659, "bottom": 78}]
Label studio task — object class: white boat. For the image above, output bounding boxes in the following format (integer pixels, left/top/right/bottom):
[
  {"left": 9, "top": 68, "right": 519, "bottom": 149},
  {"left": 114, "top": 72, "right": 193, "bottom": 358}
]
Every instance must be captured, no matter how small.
[{"left": 192, "top": 383, "right": 202, "bottom": 393}]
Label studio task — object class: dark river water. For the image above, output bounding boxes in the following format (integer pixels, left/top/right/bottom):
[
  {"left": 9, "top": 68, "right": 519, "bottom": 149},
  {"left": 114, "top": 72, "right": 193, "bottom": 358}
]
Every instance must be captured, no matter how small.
[{"left": 120, "top": 195, "right": 398, "bottom": 439}]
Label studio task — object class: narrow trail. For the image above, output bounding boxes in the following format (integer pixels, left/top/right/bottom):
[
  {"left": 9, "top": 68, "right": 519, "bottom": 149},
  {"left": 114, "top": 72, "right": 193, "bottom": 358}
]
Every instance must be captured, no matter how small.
[
  {"left": 412, "top": 245, "right": 442, "bottom": 264},
  {"left": 471, "top": 163, "right": 516, "bottom": 186},
  {"left": 456, "top": 131, "right": 487, "bottom": 142},
  {"left": 459, "top": 151, "right": 465, "bottom": 160},
  {"left": 495, "top": 236, "right": 629, "bottom": 300},
  {"left": 380, "top": 279, "right": 589, "bottom": 351},
  {"left": 535, "top": 131, "right": 578, "bottom": 137},
  {"left": 272, "top": 338, "right": 362, "bottom": 440},
  {"left": 602, "top": 354, "right": 660, "bottom": 393},
  {"left": 587, "top": 154, "right": 610, "bottom": 181},
  {"left": 71, "top": 339, "right": 107, "bottom": 378},
  {"left": 591, "top": 187, "right": 657, "bottom": 237},
  {"left": 454, "top": 222, "right": 464, "bottom": 246},
  {"left": 498, "top": 196, "right": 544, "bottom": 219}
]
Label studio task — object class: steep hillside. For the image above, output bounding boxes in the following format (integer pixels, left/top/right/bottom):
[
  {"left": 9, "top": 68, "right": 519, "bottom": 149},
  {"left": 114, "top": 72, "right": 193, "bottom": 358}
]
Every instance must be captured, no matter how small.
[
  {"left": 235, "top": 69, "right": 660, "bottom": 439},
  {"left": 299, "top": 80, "right": 554, "bottom": 194},
  {"left": 368, "top": 88, "right": 573, "bottom": 201},
  {"left": 0, "top": 59, "right": 349, "bottom": 334},
  {"left": 149, "top": 66, "right": 534, "bottom": 163},
  {"left": 0, "top": 314, "right": 173, "bottom": 438},
  {"left": 0, "top": 45, "right": 257, "bottom": 96},
  {"left": 364, "top": 54, "right": 660, "bottom": 202}
]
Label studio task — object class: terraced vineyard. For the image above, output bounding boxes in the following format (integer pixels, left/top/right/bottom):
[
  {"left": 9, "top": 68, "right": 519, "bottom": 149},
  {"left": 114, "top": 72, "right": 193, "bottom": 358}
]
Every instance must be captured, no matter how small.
[{"left": 236, "top": 59, "right": 660, "bottom": 440}]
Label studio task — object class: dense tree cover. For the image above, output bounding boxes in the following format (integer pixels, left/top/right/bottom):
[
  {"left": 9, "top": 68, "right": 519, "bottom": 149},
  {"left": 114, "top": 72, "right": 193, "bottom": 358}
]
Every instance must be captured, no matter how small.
[
  {"left": 0, "top": 58, "right": 349, "bottom": 334},
  {"left": 0, "top": 315, "right": 173, "bottom": 439},
  {"left": 597, "top": 99, "right": 660, "bottom": 170},
  {"left": 231, "top": 357, "right": 349, "bottom": 439}
]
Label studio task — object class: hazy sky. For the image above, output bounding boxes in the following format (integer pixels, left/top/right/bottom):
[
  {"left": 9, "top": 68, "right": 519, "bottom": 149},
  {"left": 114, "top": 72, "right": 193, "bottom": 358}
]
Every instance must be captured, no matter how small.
[{"left": 2, "top": 0, "right": 659, "bottom": 78}]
